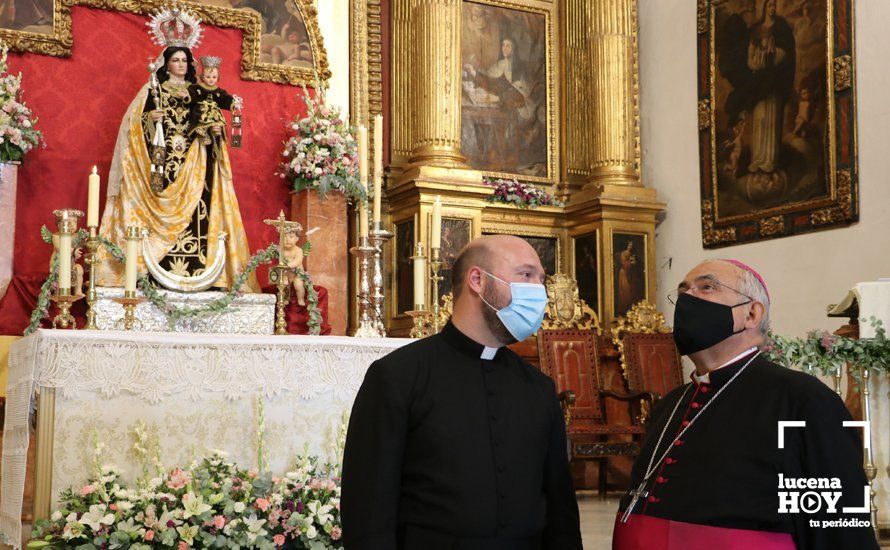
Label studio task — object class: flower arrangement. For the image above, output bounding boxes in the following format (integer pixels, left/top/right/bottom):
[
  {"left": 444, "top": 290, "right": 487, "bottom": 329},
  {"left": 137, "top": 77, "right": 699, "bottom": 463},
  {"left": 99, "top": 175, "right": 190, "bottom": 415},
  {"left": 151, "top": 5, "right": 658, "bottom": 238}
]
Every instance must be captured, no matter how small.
[
  {"left": 278, "top": 84, "right": 364, "bottom": 203},
  {"left": 765, "top": 317, "right": 890, "bottom": 377},
  {"left": 29, "top": 451, "right": 343, "bottom": 549},
  {"left": 0, "top": 45, "right": 44, "bottom": 164},
  {"left": 483, "top": 178, "right": 564, "bottom": 209}
]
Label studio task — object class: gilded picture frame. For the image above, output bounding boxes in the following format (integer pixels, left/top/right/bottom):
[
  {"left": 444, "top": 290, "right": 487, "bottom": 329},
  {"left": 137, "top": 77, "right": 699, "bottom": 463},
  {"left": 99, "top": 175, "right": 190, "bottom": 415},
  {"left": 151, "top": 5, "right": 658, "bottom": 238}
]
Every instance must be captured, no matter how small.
[
  {"left": 698, "top": 0, "right": 857, "bottom": 248},
  {"left": 460, "top": 0, "right": 558, "bottom": 184},
  {"left": 482, "top": 228, "right": 561, "bottom": 276},
  {"left": 611, "top": 230, "right": 648, "bottom": 318},
  {"left": 1, "top": 0, "right": 329, "bottom": 85}
]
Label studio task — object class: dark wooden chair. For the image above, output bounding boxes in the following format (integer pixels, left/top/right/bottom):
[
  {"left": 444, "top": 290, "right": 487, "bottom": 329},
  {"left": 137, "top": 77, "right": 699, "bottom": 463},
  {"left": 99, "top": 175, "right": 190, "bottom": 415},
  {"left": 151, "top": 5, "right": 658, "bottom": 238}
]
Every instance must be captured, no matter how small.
[
  {"left": 537, "top": 328, "right": 656, "bottom": 497},
  {"left": 622, "top": 332, "right": 684, "bottom": 404}
]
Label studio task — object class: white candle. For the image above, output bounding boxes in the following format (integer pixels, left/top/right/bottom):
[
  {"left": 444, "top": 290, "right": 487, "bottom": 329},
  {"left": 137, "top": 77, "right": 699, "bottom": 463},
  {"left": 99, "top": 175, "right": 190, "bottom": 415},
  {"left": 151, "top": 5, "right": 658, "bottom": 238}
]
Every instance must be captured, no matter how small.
[
  {"left": 373, "top": 114, "right": 383, "bottom": 225},
  {"left": 359, "top": 202, "right": 369, "bottom": 239},
  {"left": 413, "top": 246, "right": 426, "bottom": 308},
  {"left": 431, "top": 196, "right": 442, "bottom": 250},
  {"left": 125, "top": 227, "right": 139, "bottom": 293},
  {"left": 58, "top": 231, "right": 72, "bottom": 293},
  {"left": 358, "top": 125, "right": 368, "bottom": 192},
  {"left": 87, "top": 166, "right": 100, "bottom": 228}
]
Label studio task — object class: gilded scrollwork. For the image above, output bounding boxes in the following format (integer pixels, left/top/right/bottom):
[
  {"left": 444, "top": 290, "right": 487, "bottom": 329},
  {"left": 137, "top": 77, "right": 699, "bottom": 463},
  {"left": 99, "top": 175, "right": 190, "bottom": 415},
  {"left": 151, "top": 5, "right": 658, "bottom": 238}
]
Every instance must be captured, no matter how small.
[
  {"left": 541, "top": 274, "right": 601, "bottom": 331},
  {"left": 698, "top": 99, "right": 711, "bottom": 130},
  {"left": 701, "top": 199, "right": 737, "bottom": 247},
  {"left": 834, "top": 55, "right": 853, "bottom": 92},
  {"left": 5, "top": 0, "right": 329, "bottom": 86},
  {"left": 759, "top": 215, "right": 785, "bottom": 236},
  {"left": 611, "top": 301, "right": 670, "bottom": 379},
  {"left": 697, "top": 0, "right": 709, "bottom": 34}
]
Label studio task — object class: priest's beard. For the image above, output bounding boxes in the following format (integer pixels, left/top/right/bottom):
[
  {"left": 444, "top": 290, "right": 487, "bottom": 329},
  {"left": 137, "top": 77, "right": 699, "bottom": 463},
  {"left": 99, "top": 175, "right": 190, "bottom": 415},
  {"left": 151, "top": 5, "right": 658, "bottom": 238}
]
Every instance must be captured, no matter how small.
[{"left": 481, "top": 282, "right": 516, "bottom": 345}]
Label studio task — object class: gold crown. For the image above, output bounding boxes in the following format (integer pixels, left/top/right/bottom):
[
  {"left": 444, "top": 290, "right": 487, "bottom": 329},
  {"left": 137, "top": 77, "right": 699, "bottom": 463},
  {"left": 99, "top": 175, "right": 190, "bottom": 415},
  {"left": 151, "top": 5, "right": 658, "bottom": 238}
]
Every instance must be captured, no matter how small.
[
  {"left": 147, "top": 7, "right": 203, "bottom": 49},
  {"left": 200, "top": 55, "right": 222, "bottom": 69}
]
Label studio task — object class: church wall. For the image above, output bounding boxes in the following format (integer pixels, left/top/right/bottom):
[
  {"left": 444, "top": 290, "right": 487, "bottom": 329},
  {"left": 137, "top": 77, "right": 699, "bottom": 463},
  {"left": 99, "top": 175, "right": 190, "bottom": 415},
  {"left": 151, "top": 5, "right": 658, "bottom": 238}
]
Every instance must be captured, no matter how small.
[
  {"left": 316, "top": 0, "right": 351, "bottom": 115},
  {"left": 638, "top": 0, "right": 890, "bottom": 337}
]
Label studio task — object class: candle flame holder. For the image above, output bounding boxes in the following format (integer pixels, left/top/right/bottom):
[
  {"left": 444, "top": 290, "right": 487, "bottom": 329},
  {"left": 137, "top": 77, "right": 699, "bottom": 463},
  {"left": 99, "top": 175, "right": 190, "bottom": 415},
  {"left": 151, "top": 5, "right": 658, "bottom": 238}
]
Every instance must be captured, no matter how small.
[
  {"left": 50, "top": 292, "right": 82, "bottom": 329},
  {"left": 366, "top": 222, "right": 394, "bottom": 337},
  {"left": 84, "top": 226, "right": 100, "bottom": 330},
  {"left": 406, "top": 307, "right": 433, "bottom": 339},
  {"left": 112, "top": 292, "right": 145, "bottom": 331},
  {"left": 428, "top": 247, "right": 444, "bottom": 333}
]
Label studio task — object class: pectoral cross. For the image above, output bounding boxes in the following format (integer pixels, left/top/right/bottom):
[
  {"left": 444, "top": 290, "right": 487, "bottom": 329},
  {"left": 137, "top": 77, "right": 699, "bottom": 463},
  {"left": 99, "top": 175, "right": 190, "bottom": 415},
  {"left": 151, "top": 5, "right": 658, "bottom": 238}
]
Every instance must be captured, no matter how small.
[{"left": 620, "top": 481, "right": 649, "bottom": 523}]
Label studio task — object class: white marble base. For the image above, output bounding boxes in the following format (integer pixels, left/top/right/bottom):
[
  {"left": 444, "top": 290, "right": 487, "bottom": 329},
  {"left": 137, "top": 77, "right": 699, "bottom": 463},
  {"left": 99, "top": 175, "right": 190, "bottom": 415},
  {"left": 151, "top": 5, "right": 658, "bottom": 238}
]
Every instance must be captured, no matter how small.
[{"left": 93, "top": 287, "right": 276, "bottom": 334}]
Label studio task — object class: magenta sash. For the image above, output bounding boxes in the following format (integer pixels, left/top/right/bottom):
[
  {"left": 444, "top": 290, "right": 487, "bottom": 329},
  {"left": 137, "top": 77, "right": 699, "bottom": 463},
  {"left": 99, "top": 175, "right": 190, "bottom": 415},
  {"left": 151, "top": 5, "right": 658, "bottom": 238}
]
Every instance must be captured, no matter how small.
[{"left": 612, "top": 513, "right": 795, "bottom": 550}]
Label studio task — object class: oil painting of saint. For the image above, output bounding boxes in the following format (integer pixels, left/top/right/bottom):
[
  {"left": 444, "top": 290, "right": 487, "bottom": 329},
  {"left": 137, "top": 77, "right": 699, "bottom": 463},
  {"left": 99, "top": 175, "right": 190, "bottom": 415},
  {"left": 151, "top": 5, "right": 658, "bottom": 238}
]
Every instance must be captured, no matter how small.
[
  {"left": 461, "top": 1, "right": 548, "bottom": 178},
  {"left": 712, "top": 0, "right": 828, "bottom": 218}
]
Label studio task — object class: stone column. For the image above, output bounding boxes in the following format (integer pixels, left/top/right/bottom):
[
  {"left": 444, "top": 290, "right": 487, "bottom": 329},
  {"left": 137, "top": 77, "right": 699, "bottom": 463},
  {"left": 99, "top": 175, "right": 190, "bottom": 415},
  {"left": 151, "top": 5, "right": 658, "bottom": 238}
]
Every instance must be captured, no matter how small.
[
  {"left": 565, "top": 0, "right": 641, "bottom": 188},
  {"left": 407, "top": 0, "right": 466, "bottom": 168}
]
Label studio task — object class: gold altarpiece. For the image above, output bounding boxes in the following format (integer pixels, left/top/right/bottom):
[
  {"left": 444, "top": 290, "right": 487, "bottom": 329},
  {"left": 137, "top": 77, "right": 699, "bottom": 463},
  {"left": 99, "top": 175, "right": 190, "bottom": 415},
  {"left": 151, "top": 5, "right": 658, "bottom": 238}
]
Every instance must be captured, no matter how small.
[{"left": 350, "top": 0, "right": 665, "bottom": 335}]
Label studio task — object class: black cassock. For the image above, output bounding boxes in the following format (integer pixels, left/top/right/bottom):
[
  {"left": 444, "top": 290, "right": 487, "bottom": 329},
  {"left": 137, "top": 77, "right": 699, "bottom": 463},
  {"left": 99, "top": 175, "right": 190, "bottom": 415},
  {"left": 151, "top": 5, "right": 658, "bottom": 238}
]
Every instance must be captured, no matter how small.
[
  {"left": 341, "top": 321, "right": 582, "bottom": 550},
  {"left": 616, "top": 351, "right": 878, "bottom": 550}
]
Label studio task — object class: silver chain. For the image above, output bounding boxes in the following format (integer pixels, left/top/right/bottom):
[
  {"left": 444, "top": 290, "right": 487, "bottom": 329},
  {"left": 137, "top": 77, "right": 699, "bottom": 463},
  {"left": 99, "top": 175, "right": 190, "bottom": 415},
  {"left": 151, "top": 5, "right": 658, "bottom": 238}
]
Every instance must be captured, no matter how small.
[{"left": 639, "top": 352, "right": 761, "bottom": 484}]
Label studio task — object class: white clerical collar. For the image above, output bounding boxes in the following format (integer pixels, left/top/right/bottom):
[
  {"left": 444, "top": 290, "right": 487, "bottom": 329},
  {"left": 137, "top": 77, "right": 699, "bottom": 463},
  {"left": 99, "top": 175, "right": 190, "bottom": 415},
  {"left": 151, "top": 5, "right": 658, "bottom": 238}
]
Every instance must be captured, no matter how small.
[
  {"left": 481, "top": 346, "right": 498, "bottom": 360},
  {"left": 693, "top": 346, "right": 758, "bottom": 384}
]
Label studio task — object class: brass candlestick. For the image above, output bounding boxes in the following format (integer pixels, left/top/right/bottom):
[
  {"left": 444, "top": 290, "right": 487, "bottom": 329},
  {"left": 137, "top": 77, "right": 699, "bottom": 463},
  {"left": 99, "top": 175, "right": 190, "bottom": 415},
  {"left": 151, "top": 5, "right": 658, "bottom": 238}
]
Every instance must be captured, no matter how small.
[
  {"left": 406, "top": 307, "right": 433, "bottom": 339},
  {"left": 268, "top": 264, "right": 291, "bottom": 335},
  {"left": 367, "top": 222, "right": 394, "bottom": 337},
  {"left": 111, "top": 291, "right": 144, "bottom": 331},
  {"left": 351, "top": 237, "right": 378, "bottom": 337},
  {"left": 50, "top": 292, "right": 82, "bottom": 329},
  {"left": 84, "top": 226, "right": 100, "bottom": 330},
  {"left": 428, "top": 246, "right": 444, "bottom": 333},
  {"left": 860, "top": 366, "right": 879, "bottom": 537}
]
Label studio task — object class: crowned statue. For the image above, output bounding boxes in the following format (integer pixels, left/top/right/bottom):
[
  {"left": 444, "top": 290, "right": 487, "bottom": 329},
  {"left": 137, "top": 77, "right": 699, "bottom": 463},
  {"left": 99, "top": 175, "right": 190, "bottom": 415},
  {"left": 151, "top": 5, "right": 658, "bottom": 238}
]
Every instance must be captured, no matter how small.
[{"left": 95, "top": 8, "right": 258, "bottom": 293}]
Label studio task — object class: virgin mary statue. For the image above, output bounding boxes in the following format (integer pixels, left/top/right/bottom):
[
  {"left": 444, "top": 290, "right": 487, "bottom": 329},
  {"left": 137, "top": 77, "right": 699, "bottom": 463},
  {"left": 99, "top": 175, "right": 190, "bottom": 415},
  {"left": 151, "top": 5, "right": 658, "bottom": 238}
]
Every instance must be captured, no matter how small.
[{"left": 95, "top": 7, "right": 258, "bottom": 292}]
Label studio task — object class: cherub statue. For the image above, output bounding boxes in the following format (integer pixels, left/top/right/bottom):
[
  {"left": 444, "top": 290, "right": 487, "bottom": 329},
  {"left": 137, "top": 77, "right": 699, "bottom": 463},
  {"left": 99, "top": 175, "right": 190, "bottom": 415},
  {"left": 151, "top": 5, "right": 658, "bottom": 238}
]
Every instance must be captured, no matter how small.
[
  {"left": 280, "top": 224, "right": 319, "bottom": 306},
  {"left": 50, "top": 234, "right": 84, "bottom": 297}
]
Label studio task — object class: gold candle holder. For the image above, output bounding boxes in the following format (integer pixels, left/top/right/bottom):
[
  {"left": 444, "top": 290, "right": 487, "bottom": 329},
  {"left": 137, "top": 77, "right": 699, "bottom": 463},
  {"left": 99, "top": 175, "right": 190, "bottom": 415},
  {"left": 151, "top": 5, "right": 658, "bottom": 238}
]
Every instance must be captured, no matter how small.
[
  {"left": 406, "top": 306, "right": 433, "bottom": 339},
  {"left": 50, "top": 292, "right": 82, "bottom": 329},
  {"left": 367, "top": 222, "right": 394, "bottom": 337},
  {"left": 860, "top": 366, "right": 879, "bottom": 537},
  {"left": 267, "top": 264, "right": 291, "bottom": 335},
  {"left": 428, "top": 246, "right": 444, "bottom": 333},
  {"left": 84, "top": 226, "right": 100, "bottom": 330},
  {"left": 112, "top": 291, "right": 144, "bottom": 331},
  {"left": 351, "top": 237, "right": 379, "bottom": 337}
]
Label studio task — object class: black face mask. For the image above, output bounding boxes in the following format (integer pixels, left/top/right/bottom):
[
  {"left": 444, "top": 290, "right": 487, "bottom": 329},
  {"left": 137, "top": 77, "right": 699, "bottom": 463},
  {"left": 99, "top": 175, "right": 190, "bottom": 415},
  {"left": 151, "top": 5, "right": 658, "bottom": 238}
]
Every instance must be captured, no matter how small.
[{"left": 672, "top": 293, "right": 751, "bottom": 356}]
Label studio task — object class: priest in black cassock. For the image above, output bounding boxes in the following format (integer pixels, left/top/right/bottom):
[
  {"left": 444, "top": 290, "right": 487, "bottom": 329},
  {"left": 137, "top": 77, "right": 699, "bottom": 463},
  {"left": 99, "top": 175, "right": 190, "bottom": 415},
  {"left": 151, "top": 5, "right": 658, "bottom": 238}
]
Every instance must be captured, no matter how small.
[
  {"left": 613, "top": 259, "right": 878, "bottom": 550},
  {"left": 341, "top": 235, "right": 583, "bottom": 550}
]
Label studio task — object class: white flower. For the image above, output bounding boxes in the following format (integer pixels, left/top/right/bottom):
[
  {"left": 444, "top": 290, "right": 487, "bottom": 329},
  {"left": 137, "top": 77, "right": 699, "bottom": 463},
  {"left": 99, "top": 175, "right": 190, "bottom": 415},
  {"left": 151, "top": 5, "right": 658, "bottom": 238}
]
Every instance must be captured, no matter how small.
[
  {"left": 307, "top": 500, "right": 333, "bottom": 524},
  {"left": 233, "top": 501, "right": 246, "bottom": 513},
  {"left": 116, "top": 518, "right": 143, "bottom": 535},
  {"left": 177, "top": 524, "right": 199, "bottom": 544},
  {"left": 80, "top": 504, "right": 115, "bottom": 531},
  {"left": 51, "top": 510, "right": 62, "bottom": 521},
  {"left": 181, "top": 492, "right": 212, "bottom": 519},
  {"left": 305, "top": 525, "right": 318, "bottom": 539},
  {"left": 115, "top": 500, "right": 135, "bottom": 514}
]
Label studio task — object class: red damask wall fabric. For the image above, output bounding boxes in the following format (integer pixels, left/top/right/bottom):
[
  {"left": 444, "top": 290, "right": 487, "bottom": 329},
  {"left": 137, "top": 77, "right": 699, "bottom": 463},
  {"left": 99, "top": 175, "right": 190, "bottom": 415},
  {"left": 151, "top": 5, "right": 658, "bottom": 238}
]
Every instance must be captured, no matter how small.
[{"left": 0, "top": 6, "right": 318, "bottom": 335}]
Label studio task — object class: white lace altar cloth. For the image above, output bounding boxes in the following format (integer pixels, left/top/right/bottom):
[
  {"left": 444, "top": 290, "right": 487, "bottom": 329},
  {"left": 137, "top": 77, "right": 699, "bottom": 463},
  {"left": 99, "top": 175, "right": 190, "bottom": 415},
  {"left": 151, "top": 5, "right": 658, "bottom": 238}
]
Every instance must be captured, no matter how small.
[
  {"left": 93, "top": 287, "right": 277, "bottom": 334},
  {"left": 1, "top": 329, "right": 412, "bottom": 547}
]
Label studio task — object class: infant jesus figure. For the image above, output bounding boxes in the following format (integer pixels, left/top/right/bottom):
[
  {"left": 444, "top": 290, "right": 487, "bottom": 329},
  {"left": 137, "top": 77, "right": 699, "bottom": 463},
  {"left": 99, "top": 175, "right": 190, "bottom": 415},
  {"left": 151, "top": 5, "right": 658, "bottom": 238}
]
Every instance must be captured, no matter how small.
[
  {"left": 190, "top": 55, "right": 243, "bottom": 148},
  {"left": 280, "top": 224, "right": 319, "bottom": 307}
]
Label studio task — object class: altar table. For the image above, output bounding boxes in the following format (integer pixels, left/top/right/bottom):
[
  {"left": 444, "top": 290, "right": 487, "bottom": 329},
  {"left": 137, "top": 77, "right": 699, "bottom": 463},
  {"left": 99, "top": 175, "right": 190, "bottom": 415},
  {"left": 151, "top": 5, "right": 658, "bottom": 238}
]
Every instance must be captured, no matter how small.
[{"left": 0, "top": 329, "right": 412, "bottom": 546}]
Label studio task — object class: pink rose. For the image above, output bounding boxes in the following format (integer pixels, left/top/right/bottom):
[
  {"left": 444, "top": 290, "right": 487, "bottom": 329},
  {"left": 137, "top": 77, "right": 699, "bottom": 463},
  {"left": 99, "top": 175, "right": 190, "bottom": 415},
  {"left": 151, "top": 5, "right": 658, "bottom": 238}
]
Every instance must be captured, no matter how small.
[
  {"left": 212, "top": 515, "right": 226, "bottom": 529},
  {"left": 109, "top": 503, "right": 118, "bottom": 511},
  {"left": 80, "top": 485, "right": 95, "bottom": 496},
  {"left": 144, "top": 530, "right": 155, "bottom": 541},
  {"left": 178, "top": 542, "right": 189, "bottom": 550},
  {"left": 166, "top": 468, "right": 191, "bottom": 490},
  {"left": 273, "top": 534, "right": 286, "bottom": 546},
  {"left": 255, "top": 498, "right": 271, "bottom": 511},
  {"left": 331, "top": 527, "right": 342, "bottom": 540}
]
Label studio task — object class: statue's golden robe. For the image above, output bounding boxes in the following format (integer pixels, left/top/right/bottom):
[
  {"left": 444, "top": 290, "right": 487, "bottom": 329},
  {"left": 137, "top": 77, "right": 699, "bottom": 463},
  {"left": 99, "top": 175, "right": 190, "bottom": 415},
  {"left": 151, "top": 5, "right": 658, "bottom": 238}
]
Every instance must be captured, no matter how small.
[{"left": 95, "top": 84, "right": 259, "bottom": 292}]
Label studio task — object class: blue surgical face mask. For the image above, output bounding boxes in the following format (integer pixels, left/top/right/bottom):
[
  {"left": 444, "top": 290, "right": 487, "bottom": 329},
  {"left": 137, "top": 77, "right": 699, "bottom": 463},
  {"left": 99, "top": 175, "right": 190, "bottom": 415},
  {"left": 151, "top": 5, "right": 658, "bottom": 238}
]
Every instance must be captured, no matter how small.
[{"left": 479, "top": 270, "right": 548, "bottom": 342}]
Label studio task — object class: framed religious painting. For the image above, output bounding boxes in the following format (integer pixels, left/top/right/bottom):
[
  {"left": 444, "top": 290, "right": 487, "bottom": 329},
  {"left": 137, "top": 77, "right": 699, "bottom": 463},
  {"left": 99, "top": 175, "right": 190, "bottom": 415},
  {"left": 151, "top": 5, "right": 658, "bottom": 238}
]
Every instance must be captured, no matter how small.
[
  {"left": 482, "top": 231, "right": 559, "bottom": 275},
  {"left": 612, "top": 232, "right": 647, "bottom": 318},
  {"left": 394, "top": 218, "right": 415, "bottom": 315},
  {"left": 437, "top": 218, "right": 473, "bottom": 299},
  {"left": 698, "top": 0, "right": 857, "bottom": 247},
  {"left": 3, "top": 0, "right": 329, "bottom": 85},
  {"left": 460, "top": 0, "right": 557, "bottom": 183},
  {"left": 571, "top": 231, "right": 599, "bottom": 318}
]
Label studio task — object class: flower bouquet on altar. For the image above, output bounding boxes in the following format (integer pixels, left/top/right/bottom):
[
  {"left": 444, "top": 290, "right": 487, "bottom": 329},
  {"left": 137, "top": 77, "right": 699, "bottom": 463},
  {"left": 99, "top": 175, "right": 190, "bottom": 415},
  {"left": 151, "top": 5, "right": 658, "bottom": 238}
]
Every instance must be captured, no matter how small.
[
  {"left": 0, "top": 45, "right": 44, "bottom": 164},
  {"left": 483, "top": 177, "right": 564, "bottom": 209},
  {"left": 29, "top": 451, "right": 343, "bottom": 549},
  {"left": 278, "top": 83, "right": 363, "bottom": 203}
]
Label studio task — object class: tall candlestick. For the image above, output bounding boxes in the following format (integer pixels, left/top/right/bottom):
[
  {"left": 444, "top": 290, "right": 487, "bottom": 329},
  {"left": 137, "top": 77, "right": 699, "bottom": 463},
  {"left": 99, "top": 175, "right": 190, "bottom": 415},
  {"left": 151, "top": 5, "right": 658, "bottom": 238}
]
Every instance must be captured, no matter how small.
[
  {"left": 58, "top": 231, "right": 72, "bottom": 293},
  {"left": 124, "top": 226, "right": 140, "bottom": 293},
  {"left": 413, "top": 242, "right": 427, "bottom": 307},
  {"left": 359, "top": 203, "right": 369, "bottom": 239},
  {"left": 358, "top": 124, "right": 370, "bottom": 239},
  {"left": 373, "top": 114, "right": 383, "bottom": 224},
  {"left": 87, "top": 166, "right": 100, "bottom": 227},
  {"left": 431, "top": 196, "right": 442, "bottom": 250}
]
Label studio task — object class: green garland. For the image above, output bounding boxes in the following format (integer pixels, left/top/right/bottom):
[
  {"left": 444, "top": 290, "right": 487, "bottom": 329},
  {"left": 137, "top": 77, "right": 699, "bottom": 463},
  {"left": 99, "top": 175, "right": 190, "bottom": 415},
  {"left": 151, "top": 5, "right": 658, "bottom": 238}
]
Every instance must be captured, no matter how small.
[
  {"left": 765, "top": 317, "right": 890, "bottom": 378},
  {"left": 25, "top": 233, "right": 324, "bottom": 335}
]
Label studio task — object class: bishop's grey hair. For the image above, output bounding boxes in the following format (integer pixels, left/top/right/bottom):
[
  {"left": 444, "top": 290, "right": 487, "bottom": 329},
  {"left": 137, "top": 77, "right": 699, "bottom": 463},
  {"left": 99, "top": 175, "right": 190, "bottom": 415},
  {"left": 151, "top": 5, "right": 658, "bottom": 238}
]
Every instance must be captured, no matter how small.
[{"left": 715, "top": 259, "right": 770, "bottom": 335}]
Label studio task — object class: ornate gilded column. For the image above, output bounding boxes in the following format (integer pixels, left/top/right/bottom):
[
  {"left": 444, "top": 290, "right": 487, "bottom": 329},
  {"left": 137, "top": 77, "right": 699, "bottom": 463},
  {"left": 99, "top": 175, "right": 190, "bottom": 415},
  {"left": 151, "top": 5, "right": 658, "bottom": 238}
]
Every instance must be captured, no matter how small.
[
  {"left": 564, "top": 0, "right": 641, "bottom": 188},
  {"left": 406, "top": 0, "right": 466, "bottom": 168}
]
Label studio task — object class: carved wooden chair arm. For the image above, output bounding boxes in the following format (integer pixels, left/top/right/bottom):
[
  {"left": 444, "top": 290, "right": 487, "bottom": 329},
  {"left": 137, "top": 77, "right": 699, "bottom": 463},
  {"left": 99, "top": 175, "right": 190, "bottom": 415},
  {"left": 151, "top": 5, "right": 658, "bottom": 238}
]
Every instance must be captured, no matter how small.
[
  {"left": 599, "top": 390, "right": 659, "bottom": 426},
  {"left": 557, "top": 390, "right": 576, "bottom": 426}
]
